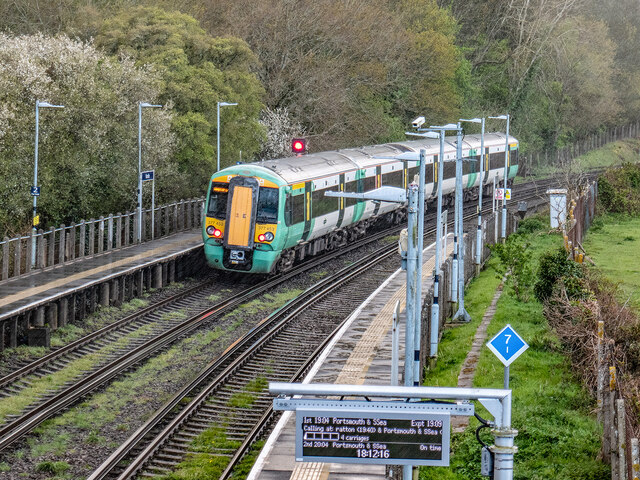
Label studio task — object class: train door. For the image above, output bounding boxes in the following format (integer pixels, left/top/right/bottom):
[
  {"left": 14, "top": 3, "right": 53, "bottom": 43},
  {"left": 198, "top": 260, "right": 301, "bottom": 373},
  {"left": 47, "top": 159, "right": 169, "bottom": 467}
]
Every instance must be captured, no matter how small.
[{"left": 224, "top": 176, "right": 259, "bottom": 268}]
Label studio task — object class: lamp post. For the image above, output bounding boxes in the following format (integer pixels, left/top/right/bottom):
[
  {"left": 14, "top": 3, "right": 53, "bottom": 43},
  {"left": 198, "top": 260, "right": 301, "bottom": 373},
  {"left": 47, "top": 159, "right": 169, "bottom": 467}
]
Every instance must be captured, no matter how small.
[
  {"left": 31, "top": 100, "right": 64, "bottom": 268},
  {"left": 489, "top": 114, "right": 510, "bottom": 241},
  {"left": 460, "top": 117, "right": 485, "bottom": 273},
  {"left": 138, "top": 102, "right": 162, "bottom": 243},
  {"left": 217, "top": 101, "right": 238, "bottom": 172},
  {"left": 452, "top": 123, "right": 471, "bottom": 323}
]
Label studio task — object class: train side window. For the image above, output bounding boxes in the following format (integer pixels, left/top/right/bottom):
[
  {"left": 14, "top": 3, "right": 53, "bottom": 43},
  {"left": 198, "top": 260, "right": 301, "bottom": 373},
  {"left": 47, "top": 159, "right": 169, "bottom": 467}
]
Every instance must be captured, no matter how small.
[
  {"left": 256, "top": 187, "right": 279, "bottom": 224},
  {"left": 490, "top": 152, "right": 505, "bottom": 170},
  {"left": 363, "top": 175, "right": 376, "bottom": 192},
  {"left": 207, "top": 182, "right": 228, "bottom": 219},
  {"left": 289, "top": 193, "right": 305, "bottom": 224},
  {"left": 312, "top": 188, "right": 338, "bottom": 217},
  {"left": 464, "top": 155, "right": 480, "bottom": 174},
  {"left": 443, "top": 159, "right": 456, "bottom": 179},
  {"left": 345, "top": 180, "right": 359, "bottom": 207},
  {"left": 383, "top": 170, "right": 403, "bottom": 187}
]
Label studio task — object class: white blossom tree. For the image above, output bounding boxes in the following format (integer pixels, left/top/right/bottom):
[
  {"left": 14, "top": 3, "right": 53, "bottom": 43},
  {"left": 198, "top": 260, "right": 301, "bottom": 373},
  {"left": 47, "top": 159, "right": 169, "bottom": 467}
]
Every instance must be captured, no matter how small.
[{"left": 0, "top": 33, "right": 175, "bottom": 236}]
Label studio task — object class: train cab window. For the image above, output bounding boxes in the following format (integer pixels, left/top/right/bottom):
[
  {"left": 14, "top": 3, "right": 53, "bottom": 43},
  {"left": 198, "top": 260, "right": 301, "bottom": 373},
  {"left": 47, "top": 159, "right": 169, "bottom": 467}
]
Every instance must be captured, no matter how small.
[
  {"left": 207, "top": 182, "right": 229, "bottom": 219},
  {"left": 256, "top": 187, "right": 279, "bottom": 224},
  {"left": 383, "top": 170, "right": 403, "bottom": 188},
  {"left": 510, "top": 148, "right": 519, "bottom": 166}
]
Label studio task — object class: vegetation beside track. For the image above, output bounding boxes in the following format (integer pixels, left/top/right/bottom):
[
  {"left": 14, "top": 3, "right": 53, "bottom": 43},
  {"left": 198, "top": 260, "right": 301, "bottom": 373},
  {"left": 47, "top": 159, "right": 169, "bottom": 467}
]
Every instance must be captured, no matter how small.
[{"left": 422, "top": 217, "right": 608, "bottom": 479}]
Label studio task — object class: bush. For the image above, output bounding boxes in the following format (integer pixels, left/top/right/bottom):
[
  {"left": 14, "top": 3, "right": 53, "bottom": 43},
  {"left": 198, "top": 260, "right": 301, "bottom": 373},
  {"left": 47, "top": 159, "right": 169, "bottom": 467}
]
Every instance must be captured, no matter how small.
[
  {"left": 598, "top": 162, "right": 640, "bottom": 214},
  {"left": 534, "top": 247, "right": 584, "bottom": 302},
  {"left": 517, "top": 216, "right": 546, "bottom": 234},
  {"left": 489, "top": 234, "right": 534, "bottom": 302}
]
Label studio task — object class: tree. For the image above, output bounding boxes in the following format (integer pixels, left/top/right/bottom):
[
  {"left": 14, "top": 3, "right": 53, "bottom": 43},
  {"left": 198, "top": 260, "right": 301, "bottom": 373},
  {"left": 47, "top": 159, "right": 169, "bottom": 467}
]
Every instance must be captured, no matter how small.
[
  {"left": 0, "top": 33, "right": 174, "bottom": 237},
  {"left": 95, "top": 7, "right": 265, "bottom": 182},
  {"left": 258, "top": 107, "right": 306, "bottom": 160}
]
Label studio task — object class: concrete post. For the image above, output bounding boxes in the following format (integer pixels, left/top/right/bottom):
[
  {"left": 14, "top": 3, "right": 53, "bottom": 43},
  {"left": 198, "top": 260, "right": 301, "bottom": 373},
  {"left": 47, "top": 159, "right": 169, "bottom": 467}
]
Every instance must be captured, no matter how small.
[{"left": 100, "top": 282, "right": 110, "bottom": 307}]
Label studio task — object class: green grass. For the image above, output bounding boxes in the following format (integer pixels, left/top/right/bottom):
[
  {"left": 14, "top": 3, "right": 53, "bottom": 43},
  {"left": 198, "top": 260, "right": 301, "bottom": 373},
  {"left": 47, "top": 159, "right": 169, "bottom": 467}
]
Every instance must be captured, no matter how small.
[
  {"left": 583, "top": 213, "right": 640, "bottom": 312},
  {"left": 520, "top": 138, "right": 640, "bottom": 183},
  {"left": 422, "top": 222, "right": 608, "bottom": 479}
]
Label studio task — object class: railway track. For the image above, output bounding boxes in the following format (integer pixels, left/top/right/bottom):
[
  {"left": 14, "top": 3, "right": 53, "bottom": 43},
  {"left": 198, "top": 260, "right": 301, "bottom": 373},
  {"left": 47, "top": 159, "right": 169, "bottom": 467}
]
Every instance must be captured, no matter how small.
[
  {"left": 87, "top": 176, "right": 562, "bottom": 479},
  {"left": 0, "top": 217, "right": 412, "bottom": 454},
  {"left": 0, "top": 175, "right": 568, "bottom": 475}
]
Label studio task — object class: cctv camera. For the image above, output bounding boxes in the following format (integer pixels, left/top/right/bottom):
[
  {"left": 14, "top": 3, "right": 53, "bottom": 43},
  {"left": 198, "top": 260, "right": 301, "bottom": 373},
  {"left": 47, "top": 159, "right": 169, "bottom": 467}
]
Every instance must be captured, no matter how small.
[{"left": 412, "top": 116, "right": 426, "bottom": 128}]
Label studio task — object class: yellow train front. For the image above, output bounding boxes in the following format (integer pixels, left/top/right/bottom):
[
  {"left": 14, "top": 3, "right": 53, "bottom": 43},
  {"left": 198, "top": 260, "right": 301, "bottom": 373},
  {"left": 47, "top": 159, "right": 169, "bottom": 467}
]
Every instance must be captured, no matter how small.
[
  {"left": 202, "top": 132, "right": 519, "bottom": 274},
  {"left": 203, "top": 168, "right": 286, "bottom": 273}
]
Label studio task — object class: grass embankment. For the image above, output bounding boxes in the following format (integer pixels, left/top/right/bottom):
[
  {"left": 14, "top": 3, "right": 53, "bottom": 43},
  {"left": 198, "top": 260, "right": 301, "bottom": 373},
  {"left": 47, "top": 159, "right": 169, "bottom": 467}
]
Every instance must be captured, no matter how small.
[
  {"left": 518, "top": 138, "right": 640, "bottom": 183},
  {"left": 583, "top": 214, "right": 640, "bottom": 312},
  {"left": 422, "top": 221, "right": 608, "bottom": 479}
]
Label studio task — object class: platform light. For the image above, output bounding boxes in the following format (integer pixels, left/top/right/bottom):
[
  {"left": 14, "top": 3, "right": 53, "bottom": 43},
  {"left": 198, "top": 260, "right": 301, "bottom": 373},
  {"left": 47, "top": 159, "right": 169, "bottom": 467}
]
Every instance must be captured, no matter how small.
[{"left": 292, "top": 138, "right": 307, "bottom": 154}]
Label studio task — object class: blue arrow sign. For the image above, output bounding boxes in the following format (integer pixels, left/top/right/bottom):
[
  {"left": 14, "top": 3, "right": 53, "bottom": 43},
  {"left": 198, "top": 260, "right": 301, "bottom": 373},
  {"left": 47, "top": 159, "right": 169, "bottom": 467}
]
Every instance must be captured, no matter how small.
[
  {"left": 141, "top": 170, "right": 154, "bottom": 182},
  {"left": 487, "top": 324, "right": 528, "bottom": 367}
]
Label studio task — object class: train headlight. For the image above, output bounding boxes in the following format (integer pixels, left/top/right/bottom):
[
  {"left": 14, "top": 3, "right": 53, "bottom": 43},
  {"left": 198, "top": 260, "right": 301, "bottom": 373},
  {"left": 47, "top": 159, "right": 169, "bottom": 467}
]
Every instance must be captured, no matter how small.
[
  {"left": 206, "top": 226, "right": 223, "bottom": 238},
  {"left": 257, "top": 231, "right": 274, "bottom": 243}
]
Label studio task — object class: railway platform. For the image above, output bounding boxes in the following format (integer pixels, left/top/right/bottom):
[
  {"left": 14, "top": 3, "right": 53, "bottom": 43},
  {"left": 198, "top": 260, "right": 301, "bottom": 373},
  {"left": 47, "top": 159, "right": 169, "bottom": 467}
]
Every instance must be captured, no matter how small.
[
  {"left": 249, "top": 236, "right": 456, "bottom": 480},
  {"left": 0, "top": 230, "right": 203, "bottom": 349}
]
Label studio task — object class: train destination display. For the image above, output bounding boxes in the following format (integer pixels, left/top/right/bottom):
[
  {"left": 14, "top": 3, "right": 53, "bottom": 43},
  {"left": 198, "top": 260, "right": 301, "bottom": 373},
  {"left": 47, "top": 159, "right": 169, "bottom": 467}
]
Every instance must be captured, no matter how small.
[{"left": 295, "top": 408, "right": 450, "bottom": 466}]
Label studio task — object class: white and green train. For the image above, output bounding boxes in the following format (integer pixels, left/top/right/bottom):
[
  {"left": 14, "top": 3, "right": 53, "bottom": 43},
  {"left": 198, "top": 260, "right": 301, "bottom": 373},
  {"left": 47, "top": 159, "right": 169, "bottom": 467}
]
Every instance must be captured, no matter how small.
[{"left": 203, "top": 133, "right": 519, "bottom": 274}]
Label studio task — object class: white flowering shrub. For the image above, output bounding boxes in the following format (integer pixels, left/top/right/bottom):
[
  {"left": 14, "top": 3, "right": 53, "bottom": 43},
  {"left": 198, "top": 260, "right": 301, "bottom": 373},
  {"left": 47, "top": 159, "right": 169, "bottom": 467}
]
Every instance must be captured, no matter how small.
[
  {"left": 0, "top": 33, "right": 175, "bottom": 237},
  {"left": 258, "top": 107, "right": 306, "bottom": 160}
]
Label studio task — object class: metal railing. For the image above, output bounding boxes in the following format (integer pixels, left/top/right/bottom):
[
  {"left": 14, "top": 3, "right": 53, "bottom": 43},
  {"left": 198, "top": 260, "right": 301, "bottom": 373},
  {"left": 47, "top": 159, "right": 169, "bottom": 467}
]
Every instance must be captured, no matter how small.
[{"left": 0, "top": 199, "right": 203, "bottom": 282}]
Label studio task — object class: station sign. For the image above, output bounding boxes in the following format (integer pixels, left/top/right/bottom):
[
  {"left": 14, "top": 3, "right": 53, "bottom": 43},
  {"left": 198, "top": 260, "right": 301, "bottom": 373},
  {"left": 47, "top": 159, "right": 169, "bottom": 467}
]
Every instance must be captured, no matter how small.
[
  {"left": 30, "top": 186, "right": 41, "bottom": 196},
  {"left": 494, "top": 188, "right": 511, "bottom": 200},
  {"left": 141, "top": 170, "right": 154, "bottom": 182},
  {"left": 296, "top": 408, "right": 450, "bottom": 466},
  {"left": 487, "top": 324, "right": 528, "bottom": 367}
]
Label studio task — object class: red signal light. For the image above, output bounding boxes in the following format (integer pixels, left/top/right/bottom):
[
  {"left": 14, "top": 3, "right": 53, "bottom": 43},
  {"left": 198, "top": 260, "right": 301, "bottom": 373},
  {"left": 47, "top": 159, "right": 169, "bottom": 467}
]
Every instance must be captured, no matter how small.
[{"left": 292, "top": 138, "right": 306, "bottom": 154}]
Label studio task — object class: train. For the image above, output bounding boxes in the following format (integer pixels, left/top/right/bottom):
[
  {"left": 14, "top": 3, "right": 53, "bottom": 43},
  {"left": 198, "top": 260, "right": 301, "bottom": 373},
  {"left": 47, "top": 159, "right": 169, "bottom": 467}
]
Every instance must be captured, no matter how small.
[{"left": 202, "top": 133, "right": 519, "bottom": 274}]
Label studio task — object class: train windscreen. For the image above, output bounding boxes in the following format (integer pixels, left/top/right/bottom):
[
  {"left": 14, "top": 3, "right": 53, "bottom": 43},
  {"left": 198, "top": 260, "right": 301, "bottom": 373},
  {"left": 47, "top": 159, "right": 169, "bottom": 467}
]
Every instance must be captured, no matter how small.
[
  {"left": 256, "top": 187, "right": 279, "bottom": 224},
  {"left": 207, "top": 182, "right": 228, "bottom": 219}
]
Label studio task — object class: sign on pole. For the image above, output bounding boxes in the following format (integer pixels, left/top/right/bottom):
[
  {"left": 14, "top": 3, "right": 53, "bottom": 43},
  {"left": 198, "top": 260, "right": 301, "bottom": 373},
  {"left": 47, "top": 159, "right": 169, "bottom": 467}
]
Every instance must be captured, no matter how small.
[
  {"left": 487, "top": 324, "right": 528, "bottom": 367},
  {"left": 296, "top": 408, "right": 450, "bottom": 466},
  {"left": 141, "top": 170, "right": 154, "bottom": 182},
  {"left": 494, "top": 188, "right": 511, "bottom": 201},
  {"left": 30, "top": 186, "right": 41, "bottom": 196}
]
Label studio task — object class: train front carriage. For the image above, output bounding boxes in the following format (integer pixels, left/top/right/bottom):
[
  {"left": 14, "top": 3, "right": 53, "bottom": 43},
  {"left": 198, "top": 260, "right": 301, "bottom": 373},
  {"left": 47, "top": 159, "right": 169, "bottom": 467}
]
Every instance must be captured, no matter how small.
[{"left": 203, "top": 168, "right": 285, "bottom": 273}]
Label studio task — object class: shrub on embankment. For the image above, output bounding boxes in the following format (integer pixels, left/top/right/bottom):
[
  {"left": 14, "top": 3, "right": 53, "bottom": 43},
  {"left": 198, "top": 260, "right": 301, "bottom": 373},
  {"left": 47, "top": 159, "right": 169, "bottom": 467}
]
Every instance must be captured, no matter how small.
[
  {"left": 598, "top": 162, "right": 640, "bottom": 214},
  {"left": 538, "top": 247, "right": 640, "bottom": 439}
]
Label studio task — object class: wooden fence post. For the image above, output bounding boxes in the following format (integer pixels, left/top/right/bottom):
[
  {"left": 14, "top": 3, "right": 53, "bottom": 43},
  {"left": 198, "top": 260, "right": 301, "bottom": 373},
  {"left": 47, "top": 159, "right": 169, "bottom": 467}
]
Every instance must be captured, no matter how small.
[
  {"left": 47, "top": 227, "right": 55, "bottom": 267},
  {"left": 611, "top": 365, "right": 619, "bottom": 479},
  {"left": 37, "top": 229, "right": 45, "bottom": 268},
  {"left": 632, "top": 438, "right": 639, "bottom": 480},
  {"left": 89, "top": 219, "right": 95, "bottom": 256},
  {"left": 58, "top": 224, "right": 66, "bottom": 265},
  {"left": 107, "top": 214, "right": 114, "bottom": 251},
  {"left": 79, "top": 221, "right": 86, "bottom": 259},
  {"left": 14, "top": 239, "right": 22, "bottom": 277},
  {"left": 618, "top": 399, "right": 627, "bottom": 480},
  {"left": 2, "top": 237, "right": 8, "bottom": 280},
  {"left": 116, "top": 214, "right": 122, "bottom": 249},
  {"left": 98, "top": 216, "right": 105, "bottom": 253},
  {"left": 124, "top": 212, "right": 130, "bottom": 247}
]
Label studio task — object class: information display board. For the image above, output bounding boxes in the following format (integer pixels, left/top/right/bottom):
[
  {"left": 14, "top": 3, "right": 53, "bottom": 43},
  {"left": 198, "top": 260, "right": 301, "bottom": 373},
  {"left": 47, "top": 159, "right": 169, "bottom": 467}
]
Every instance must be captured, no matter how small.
[{"left": 295, "top": 407, "right": 450, "bottom": 466}]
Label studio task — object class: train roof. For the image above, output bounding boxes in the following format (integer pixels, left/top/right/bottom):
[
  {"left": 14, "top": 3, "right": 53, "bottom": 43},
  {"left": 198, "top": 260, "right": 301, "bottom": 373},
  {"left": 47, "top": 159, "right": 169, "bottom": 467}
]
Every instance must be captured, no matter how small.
[{"left": 248, "top": 132, "right": 517, "bottom": 184}]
